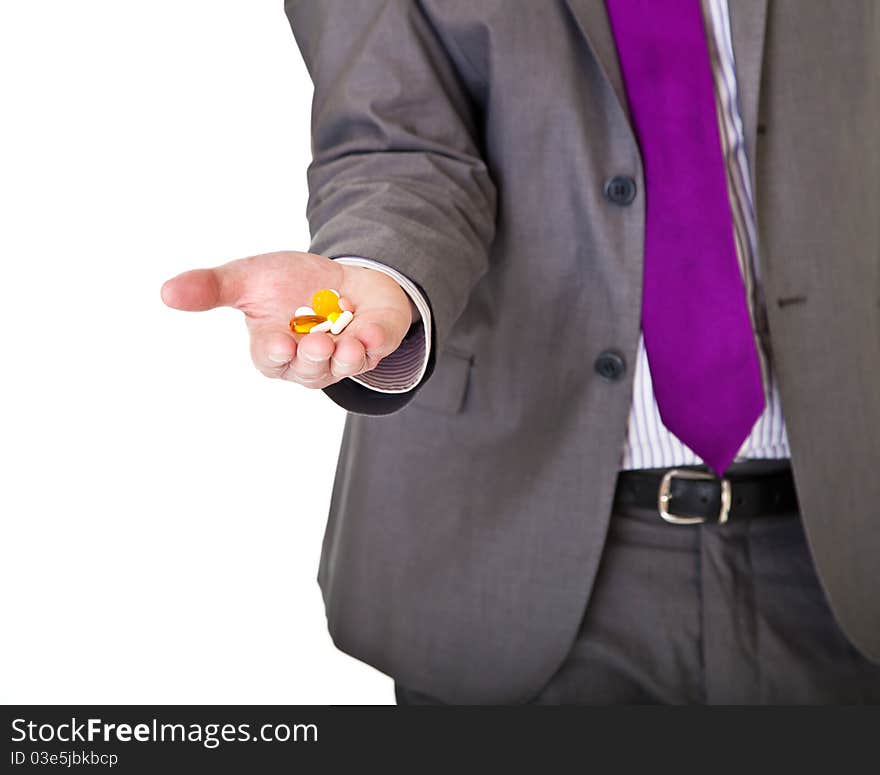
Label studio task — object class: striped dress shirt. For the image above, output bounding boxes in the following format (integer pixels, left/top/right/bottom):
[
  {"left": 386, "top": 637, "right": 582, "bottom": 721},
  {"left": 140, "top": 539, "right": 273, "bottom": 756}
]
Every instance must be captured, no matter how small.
[{"left": 335, "top": 0, "right": 790, "bottom": 470}]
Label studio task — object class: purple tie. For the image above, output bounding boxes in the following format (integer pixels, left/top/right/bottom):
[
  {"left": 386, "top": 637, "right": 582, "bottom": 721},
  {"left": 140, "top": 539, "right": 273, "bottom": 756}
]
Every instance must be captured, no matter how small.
[{"left": 604, "top": 0, "right": 765, "bottom": 476}]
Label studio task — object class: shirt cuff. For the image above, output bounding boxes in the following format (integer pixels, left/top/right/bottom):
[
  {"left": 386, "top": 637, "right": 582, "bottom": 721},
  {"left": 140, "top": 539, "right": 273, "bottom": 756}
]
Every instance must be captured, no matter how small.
[{"left": 331, "top": 256, "right": 433, "bottom": 394}]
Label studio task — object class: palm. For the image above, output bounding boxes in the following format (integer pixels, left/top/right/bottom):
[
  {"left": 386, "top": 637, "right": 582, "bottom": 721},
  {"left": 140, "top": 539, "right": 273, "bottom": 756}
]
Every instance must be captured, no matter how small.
[
  {"left": 234, "top": 252, "right": 345, "bottom": 323},
  {"left": 161, "top": 251, "right": 414, "bottom": 388}
]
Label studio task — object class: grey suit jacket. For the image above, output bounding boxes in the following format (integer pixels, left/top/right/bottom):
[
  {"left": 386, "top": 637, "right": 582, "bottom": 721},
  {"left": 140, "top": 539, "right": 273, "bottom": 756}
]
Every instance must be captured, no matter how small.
[{"left": 286, "top": 0, "right": 880, "bottom": 703}]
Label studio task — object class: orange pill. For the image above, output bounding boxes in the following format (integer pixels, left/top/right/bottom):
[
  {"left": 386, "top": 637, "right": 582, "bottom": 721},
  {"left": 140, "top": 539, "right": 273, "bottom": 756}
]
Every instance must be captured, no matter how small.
[
  {"left": 311, "top": 288, "right": 342, "bottom": 318},
  {"left": 290, "top": 314, "right": 326, "bottom": 334}
]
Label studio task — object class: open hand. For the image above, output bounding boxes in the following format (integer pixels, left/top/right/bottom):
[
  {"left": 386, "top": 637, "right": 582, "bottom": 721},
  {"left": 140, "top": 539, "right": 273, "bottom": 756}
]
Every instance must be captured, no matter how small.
[{"left": 161, "top": 251, "right": 416, "bottom": 389}]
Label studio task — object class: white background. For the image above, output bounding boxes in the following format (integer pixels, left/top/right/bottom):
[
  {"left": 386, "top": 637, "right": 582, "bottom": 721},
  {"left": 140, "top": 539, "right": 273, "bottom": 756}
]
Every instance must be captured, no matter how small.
[{"left": 0, "top": 1, "right": 393, "bottom": 704}]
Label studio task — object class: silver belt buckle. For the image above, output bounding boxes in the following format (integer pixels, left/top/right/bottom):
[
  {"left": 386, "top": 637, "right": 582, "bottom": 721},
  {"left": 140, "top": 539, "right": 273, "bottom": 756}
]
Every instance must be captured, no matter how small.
[{"left": 658, "top": 469, "right": 731, "bottom": 525}]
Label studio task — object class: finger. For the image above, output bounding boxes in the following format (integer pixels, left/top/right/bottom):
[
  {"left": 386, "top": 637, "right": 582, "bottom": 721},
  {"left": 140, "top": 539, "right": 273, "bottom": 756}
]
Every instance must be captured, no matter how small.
[
  {"left": 288, "top": 330, "right": 335, "bottom": 382},
  {"left": 342, "top": 315, "right": 401, "bottom": 371},
  {"left": 250, "top": 326, "right": 297, "bottom": 378},
  {"left": 285, "top": 372, "right": 336, "bottom": 390},
  {"left": 161, "top": 261, "right": 247, "bottom": 311},
  {"left": 330, "top": 335, "right": 367, "bottom": 379}
]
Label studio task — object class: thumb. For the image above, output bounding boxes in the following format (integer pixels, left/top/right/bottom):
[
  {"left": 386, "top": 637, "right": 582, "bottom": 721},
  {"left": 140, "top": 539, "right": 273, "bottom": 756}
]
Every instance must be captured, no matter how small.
[{"left": 160, "top": 263, "right": 246, "bottom": 311}]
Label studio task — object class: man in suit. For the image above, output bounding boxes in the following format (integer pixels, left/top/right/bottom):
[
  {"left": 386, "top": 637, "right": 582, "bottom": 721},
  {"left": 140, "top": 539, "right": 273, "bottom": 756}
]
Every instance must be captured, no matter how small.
[{"left": 161, "top": 0, "right": 880, "bottom": 703}]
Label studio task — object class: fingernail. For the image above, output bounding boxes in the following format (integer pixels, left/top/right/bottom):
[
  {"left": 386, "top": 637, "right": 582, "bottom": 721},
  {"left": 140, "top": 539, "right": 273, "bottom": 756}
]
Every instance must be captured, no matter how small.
[{"left": 268, "top": 352, "right": 290, "bottom": 364}]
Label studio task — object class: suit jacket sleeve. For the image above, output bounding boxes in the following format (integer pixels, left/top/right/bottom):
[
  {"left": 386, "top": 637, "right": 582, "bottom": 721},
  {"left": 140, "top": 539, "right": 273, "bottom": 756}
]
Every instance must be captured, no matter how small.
[{"left": 285, "top": 0, "right": 497, "bottom": 415}]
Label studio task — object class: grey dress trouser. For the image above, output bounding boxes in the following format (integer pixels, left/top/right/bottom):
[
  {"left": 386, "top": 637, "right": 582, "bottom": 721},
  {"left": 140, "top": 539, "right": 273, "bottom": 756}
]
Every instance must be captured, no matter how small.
[{"left": 395, "top": 462, "right": 880, "bottom": 705}]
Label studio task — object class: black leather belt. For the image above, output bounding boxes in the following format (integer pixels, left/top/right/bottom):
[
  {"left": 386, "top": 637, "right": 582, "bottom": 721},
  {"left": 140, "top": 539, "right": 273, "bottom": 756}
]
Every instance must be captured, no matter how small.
[{"left": 612, "top": 463, "right": 799, "bottom": 524}]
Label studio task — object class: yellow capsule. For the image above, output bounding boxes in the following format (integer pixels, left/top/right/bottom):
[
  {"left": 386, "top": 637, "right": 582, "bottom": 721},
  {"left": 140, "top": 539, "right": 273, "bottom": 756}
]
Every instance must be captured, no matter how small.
[
  {"left": 327, "top": 311, "right": 341, "bottom": 323},
  {"left": 311, "top": 288, "right": 342, "bottom": 318},
  {"left": 290, "top": 314, "right": 326, "bottom": 334}
]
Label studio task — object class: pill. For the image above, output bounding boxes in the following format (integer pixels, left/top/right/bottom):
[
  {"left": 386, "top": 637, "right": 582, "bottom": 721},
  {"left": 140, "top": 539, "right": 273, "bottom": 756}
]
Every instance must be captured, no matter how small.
[
  {"left": 294, "top": 305, "right": 316, "bottom": 316},
  {"left": 329, "top": 310, "right": 354, "bottom": 334},
  {"left": 327, "top": 311, "right": 341, "bottom": 323},
  {"left": 311, "top": 288, "right": 342, "bottom": 317},
  {"left": 290, "top": 314, "right": 325, "bottom": 334},
  {"left": 308, "top": 319, "right": 333, "bottom": 333}
]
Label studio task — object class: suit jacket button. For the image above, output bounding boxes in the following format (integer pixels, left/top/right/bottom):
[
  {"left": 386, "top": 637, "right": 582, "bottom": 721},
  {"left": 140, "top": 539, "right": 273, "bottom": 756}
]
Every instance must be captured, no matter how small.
[
  {"left": 595, "top": 350, "right": 626, "bottom": 380},
  {"left": 603, "top": 175, "right": 637, "bottom": 205}
]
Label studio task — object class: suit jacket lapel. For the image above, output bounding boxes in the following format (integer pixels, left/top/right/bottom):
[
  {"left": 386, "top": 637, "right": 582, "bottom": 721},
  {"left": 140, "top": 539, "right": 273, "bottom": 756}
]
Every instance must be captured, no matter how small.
[
  {"left": 564, "top": 0, "right": 769, "bottom": 196},
  {"left": 563, "top": 0, "right": 631, "bottom": 124}
]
